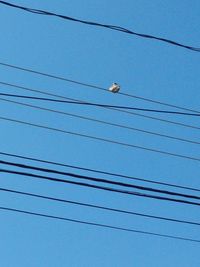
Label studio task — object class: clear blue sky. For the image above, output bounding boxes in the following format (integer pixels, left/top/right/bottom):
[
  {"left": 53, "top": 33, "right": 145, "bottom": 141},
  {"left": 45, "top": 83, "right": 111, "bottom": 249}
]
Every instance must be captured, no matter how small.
[{"left": 0, "top": 0, "right": 200, "bottom": 266}]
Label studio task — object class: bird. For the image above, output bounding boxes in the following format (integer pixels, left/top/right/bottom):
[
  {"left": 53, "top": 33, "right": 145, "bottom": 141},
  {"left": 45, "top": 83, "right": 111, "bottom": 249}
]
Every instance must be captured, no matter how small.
[{"left": 109, "top": 83, "right": 120, "bottom": 93}]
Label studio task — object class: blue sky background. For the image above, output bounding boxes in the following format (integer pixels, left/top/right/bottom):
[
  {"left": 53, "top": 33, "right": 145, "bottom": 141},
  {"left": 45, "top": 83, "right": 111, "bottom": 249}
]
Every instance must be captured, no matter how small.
[{"left": 0, "top": 0, "right": 200, "bottom": 266}]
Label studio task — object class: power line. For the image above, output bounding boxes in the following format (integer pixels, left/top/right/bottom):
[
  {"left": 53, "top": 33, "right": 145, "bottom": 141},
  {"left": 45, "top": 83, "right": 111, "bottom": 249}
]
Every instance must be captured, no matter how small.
[
  {"left": 1, "top": 115, "right": 200, "bottom": 163},
  {"left": 1, "top": 159, "right": 200, "bottom": 201},
  {"left": 0, "top": 63, "right": 105, "bottom": 92},
  {"left": 118, "top": 92, "right": 200, "bottom": 114},
  {"left": 1, "top": 97, "right": 200, "bottom": 146},
  {"left": 1, "top": 168, "right": 200, "bottom": 207},
  {"left": 0, "top": 64, "right": 199, "bottom": 115},
  {"left": 1, "top": 92, "right": 200, "bottom": 117},
  {"left": 1, "top": 150, "right": 199, "bottom": 193},
  {"left": 1, "top": 81, "right": 200, "bottom": 132},
  {"left": 1, "top": 206, "right": 199, "bottom": 243},
  {"left": 0, "top": 1, "right": 199, "bottom": 52},
  {"left": 116, "top": 110, "right": 200, "bottom": 130},
  {"left": 1, "top": 186, "right": 200, "bottom": 227}
]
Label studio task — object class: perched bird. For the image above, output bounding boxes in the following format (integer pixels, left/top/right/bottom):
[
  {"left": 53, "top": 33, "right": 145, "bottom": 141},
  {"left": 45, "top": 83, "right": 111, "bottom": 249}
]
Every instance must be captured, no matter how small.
[{"left": 109, "top": 83, "right": 120, "bottom": 93}]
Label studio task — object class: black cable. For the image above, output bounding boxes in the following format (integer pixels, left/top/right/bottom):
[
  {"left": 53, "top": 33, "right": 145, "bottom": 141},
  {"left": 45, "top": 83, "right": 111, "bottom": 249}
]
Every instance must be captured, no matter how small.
[
  {"left": 117, "top": 108, "right": 200, "bottom": 130},
  {"left": 2, "top": 97, "right": 200, "bottom": 146},
  {"left": 1, "top": 206, "right": 199, "bottom": 243},
  {"left": 1, "top": 168, "right": 200, "bottom": 207},
  {"left": 0, "top": 1, "right": 199, "bottom": 52},
  {"left": 0, "top": 66, "right": 199, "bottom": 115},
  {"left": 1, "top": 159, "right": 200, "bottom": 201},
  {"left": 0, "top": 64, "right": 106, "bottom": 92},
  {"left": 117, "top": 92, "right": 200, "bottom": 114},
  {"left": 1, "top": 92, "right": 200, "bottom": 117},
  {"left": 1, "top": 151, "right": 199, "bottom": 193},
  {"left": 1, "top": 80, "right": 199, "bottom": 131},
  {"left": 1, "top": 186, "right": 200, "bottom": 227},
  {"left": 1, "top": 115, "right": 200, "bottom": 163}
]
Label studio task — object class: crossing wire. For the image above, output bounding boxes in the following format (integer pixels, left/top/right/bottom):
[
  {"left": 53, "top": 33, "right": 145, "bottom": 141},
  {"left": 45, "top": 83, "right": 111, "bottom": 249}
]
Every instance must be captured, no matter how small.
[
  {"left": 1, "top": 92, "right": 200, "bottom": 117},
  {"left": 1, "top": 80, "right": 200, "bottom": 131},
  {"left": 1, "top": 97, "right": 200, "bottom": 146},
  {"left": 0, "top": 63, "right": 199, "bottom": 114}
]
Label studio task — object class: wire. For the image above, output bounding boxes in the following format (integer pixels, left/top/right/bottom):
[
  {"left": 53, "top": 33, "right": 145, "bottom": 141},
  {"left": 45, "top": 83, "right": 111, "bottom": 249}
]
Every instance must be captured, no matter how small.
[
  {"left": 1, "top": 97, "right": 200, "bottom": 146},
  {"left": 1, "top": 206, "right": 199, "bottom": 243},
  {"left": 1, "top": 81, "right": 200, "bottom": 131},
  {"left": 1, "top": 151, "right": 199, "bottom": 193},
  {"left": 1, "top": 168, "right": 200, "bottom": 206},
  {"left": 0, "top": 64, "right": 105, "bottom": 92},
  {"left": 112, "top": 109, "right": 200, "bottom": 130},
  {"left": 1, "top": 159, "right": 200, "bottom": 201},
  {"left": 1, "top": 186, "right": 200, "bottom": 227},
  {"left": 0, "top": 1, "right": 199, "bottom": 52},
  {"left": 1, "top": 92, "right": 200, "bottom": 117},
  {"left": 1, "top": 115, "right": 200, "bottom": 163},
  {"left": 0, "top": 64, "right": 199, "bottom": 115},
  {"left": 118, "top": 92, "right": 200, "bottom": 114}
]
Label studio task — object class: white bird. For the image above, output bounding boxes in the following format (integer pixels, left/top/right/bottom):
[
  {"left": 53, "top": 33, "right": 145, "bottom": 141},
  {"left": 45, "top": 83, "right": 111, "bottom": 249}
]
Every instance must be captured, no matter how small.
[{"left": 109, "top": 83, "right": 120, "bottom": 93}]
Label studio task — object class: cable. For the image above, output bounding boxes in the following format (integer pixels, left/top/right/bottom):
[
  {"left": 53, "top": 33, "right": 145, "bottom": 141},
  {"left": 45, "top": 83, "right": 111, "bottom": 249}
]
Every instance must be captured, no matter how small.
[
  {"left": 0, "top": 64, "right": 106, "bottom": 92},
  {"left": 114, "top": 109, "right": 200, "bottom": 131},
  {"left": 0, "top": 65, "right": 200, "bottom": 115},
  {"left": 1, "top": 206, "right": 199, "bottom": 243},
  {"left": 1, "top": 151, "right": 199, "bottom": 193},
  {"left": 1, "top": 168, "right": 200, "bottom": 207},
  {"left": 0, "top": 1, "right": 199, "bottom": 52},
  {"left": 1, "top": 159, "right": 200, "bottom": 201},
  {"left": 1, "top": 81, "right": 200, "bottom": 131},
  {"left": 1, "top": 115, "right": 200, "bottom": 163},
  {"left": 1, "top": 97, "right": 200, "bottom": 146},
  {"left": 1, "top": 92, "right": 200, "bottom": 117},
  {"left": 1, "top": 186, "right": 200, "bottom": 227},
  {"left": 117, "top": 92, "right": 200, "bottom": 114}
]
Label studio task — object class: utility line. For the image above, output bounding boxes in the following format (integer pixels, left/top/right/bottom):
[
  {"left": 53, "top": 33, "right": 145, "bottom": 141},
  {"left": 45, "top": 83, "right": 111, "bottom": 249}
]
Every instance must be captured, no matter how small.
[
  {"left": 1, "top": 168, "right": 200, "bottom": 207},
  {"left": 1, "top": 186, "right": 200, "bottom": 227},
  {"left": 0, "top": 64, "right": 106, "bottom": 92},
  {"left": 1, "top": 97, "right": 200, "bottom": 146},
  {"left": 1, "top": 206, "right": 199, "bottom": 243},
  {"left": 1, "top": 159, "right": 200, "bottom": 201},
  {"left": 1, "top": 92, "right": 200, "bottom": 117},
  {"left": 117, "top": 91, "right": 200, "bottom": 114},
  {"left": 1, "top": 82, "right": 200, "bottom": 131},
  {"left": 117, "top": 109, "right": 200, "bottom": 130},
  {"left": 0, "top": 1, "right": 199, "bottom": 52},
  {"left": 0, "top": 64, "right": 199, "bottom": 115},
  {"left": 1, "top": 151, "right": 199, "bottom": 193},
  {"left": 1, "top": 115, "right": 200, "bottom": 163}
]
